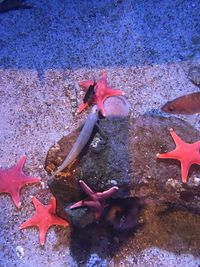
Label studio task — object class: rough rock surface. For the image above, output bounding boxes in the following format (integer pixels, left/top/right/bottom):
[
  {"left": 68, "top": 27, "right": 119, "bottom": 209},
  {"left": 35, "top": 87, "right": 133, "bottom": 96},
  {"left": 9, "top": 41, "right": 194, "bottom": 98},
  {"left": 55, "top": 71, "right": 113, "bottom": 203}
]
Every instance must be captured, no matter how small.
[
  {"left": 46, "top": 117, "right": 133, "bottom": 226},
  {"left": 45, "top": 115, "right": 200, "bottom": 228},
  {"left": 129, "top": 115, "right": 200, "bottom": 210}
]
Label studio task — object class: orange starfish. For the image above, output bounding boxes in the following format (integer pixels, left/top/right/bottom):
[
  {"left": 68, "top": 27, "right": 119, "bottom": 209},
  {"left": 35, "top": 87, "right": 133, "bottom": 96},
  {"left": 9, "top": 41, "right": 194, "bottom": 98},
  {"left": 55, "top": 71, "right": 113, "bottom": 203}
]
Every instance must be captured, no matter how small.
[
  {"left": 20, "top": 196, "right": 69, "bottom": 245},
  {"left": 77, "top": 71, "right": 125, "bottom": 116},
  {"left": 70, "top": 180, "right": 119, "bottom": 221},
  {"left": 0, "top": 155, "right": 41, "bottom": 208},
  {"left": 156, "top": 128, "right": 200, "bottom": 183}
]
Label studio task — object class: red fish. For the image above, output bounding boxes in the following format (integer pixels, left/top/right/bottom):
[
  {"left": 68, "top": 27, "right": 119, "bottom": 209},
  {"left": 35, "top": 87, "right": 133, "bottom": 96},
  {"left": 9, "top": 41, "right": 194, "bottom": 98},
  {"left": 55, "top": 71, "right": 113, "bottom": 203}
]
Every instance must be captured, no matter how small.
[{"left": 161, "top": 92, "right": 200, "bottom": 114}]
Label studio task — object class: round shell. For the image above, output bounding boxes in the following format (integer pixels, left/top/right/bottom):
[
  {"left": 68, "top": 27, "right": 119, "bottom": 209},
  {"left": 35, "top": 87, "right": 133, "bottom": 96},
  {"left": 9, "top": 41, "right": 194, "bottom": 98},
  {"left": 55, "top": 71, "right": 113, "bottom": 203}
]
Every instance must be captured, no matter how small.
[{"left": 103, "top": 96, "right": 130, "bottom": 117}]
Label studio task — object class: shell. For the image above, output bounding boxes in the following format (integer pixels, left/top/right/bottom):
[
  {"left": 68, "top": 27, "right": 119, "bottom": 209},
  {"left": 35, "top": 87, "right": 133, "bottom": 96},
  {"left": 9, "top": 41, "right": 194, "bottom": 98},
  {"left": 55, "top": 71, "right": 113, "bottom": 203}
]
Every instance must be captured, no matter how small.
[{"left": 103, "top": 96, "right": 130, "bottom": 117}]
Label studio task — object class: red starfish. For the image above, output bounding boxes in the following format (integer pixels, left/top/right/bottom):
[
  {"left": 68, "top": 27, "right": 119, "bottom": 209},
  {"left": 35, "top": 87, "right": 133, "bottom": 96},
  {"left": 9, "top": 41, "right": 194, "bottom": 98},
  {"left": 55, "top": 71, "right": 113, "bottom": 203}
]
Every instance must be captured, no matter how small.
[
  {"left": 70, "top": 180, "right": 119, "bottom": 221},
  {"left": 20, "top": 196, "right": 69, "bottom": 245},
  {"left": 0, "top": 155, "right": 41, "bottom": 208},
  {"left": 77, "top": 71, "right": 125, "bottom": 116},
  {"left": 156, "top": 128, "right": 200, "bottom": 183}
]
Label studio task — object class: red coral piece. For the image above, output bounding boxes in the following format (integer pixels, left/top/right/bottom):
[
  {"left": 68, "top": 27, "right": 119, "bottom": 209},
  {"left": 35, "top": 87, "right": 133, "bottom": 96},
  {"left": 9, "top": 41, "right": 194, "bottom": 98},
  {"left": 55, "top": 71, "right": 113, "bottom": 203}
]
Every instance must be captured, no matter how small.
[
  {"left": 0, "top": 155, "right": 41, "bottom": 208},
  {"left": 20, "top": 196, "right": 69, "bottom": 245},
  {"left": 156, "top": 128, "right": 200, "bottom": 183},
  {"left": 70, "top": 180, "right": 119, "bottom": 221},
  {"left": 77, "top": 71, "right": 125, "bottom": 116}
]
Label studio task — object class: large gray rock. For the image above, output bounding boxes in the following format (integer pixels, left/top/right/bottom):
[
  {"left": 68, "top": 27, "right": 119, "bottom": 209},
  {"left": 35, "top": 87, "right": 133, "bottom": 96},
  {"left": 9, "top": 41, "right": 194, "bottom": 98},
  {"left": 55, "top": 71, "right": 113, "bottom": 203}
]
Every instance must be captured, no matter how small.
[{"left": 45, "top": 115, "right": 200, "bottom": 227}]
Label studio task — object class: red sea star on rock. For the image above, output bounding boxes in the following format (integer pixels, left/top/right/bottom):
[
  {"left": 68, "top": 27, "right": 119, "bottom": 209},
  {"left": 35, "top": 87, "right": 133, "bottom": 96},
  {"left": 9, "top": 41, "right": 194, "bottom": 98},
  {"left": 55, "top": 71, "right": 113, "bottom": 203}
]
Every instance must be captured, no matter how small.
[
  {"left": 77, "top": 71, "right": 125, "bottom": 116},
  {"left": 0, "top": 155, "right": 41, "bottom": 208},
  {"left": 20, "top": 196, "right": 69, "bottom": 245},
  {"left": 70, "top": 180, "right": 119, "bottom": 221},
  {"left": 156, "top": 128, "right": 200, "bottom": 183}
]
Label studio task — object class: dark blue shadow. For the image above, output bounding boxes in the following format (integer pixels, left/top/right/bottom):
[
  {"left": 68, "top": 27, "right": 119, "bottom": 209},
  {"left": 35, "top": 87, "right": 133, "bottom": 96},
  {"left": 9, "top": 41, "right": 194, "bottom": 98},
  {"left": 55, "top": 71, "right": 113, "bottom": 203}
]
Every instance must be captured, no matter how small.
[{"left": 0, "top": 0, "right": 199, "bottom": 70}]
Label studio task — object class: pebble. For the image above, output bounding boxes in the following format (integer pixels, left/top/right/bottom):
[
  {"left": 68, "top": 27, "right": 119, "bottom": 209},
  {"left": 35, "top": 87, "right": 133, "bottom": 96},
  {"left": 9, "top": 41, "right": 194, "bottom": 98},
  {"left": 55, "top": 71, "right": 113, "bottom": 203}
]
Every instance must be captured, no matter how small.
[
  {"left": 110, "top": 179, "right": 118, "bottom": 185},
  {"left": 166, "top": 178, "right": 182, "bottom": 189},
  {"left": 16, "top": 246, "right": 24, "bottom": 259}
]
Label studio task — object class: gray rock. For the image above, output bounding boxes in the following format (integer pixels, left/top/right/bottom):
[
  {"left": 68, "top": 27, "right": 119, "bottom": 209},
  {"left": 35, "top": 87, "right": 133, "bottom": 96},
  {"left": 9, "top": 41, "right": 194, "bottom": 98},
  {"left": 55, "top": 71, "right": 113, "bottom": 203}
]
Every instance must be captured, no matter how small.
[
  {"left": 45, "top": 115, "right": 200, "bottom": 228},
  {"left": 129, "top": 115, "right": 200, "bottom": 212}
]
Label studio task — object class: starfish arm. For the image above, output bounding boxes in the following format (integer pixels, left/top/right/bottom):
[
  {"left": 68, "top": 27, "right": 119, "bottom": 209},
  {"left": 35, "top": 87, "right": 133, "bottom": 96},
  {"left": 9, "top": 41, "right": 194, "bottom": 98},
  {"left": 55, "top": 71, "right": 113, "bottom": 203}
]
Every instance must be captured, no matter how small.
[
  {"left": 49, "top": 216, "right": 69, "bottom": 227},
  {"left": 169, "top": 129, "right": 185, "bottom": 147},
  {"left": 0, "top": 157, "right": 40, "bottom": 208},
  {"left": 20, "top": 215, "right": 40, "bottom": 229},
  {"left": 77, "top": 102, "right": 89, "bottom": 114},
  {"left": 48, "top": 196, "right": 56, "bottom": 213},
  {"left": 38, "top": 226, "right": 49, "bottom": 245},
  {"left": 79, "top": 80, "right": 94, "bottom": 90},
  {"left": 11, "top": 189, "right": 21, "bottom": 208},
  {"left": 101, "top": 70, "right": 107, "bottom": 80},
  {"left": 70, "top": 200, "right": 102, "bottom": 221},
  {"left": 193, "top": 141, "right": 200, "bottom": 163},
  {"left": 0, "top": 170, "right": 6, "bottom": 188},
  {"left": 20, "top": 196, "right": 69, "bottom": 246},
  {"left": 0, "top": 178, "right": 21, "bottom": 208},
  {"left": 97, "top": 186, "right": 119, "bottom": 201},
  {"left": 15, "top": 155, "right": 26, "bottom": 172},
  {"left": 70, "top": 200, "right": 84, "bottom": 209},
  {"left": 106, "top": 87, "right": 125, "bottom": 96},
  {"left": 40, "top": 217, "right": 69, "bottom": 245},
  {"left": 70, "top": 200, "right": 99, "bottom": 209},
  {"left": 181, "top": 160, "right": 191, "bottom": 183},
  {"left": 20, "top": 217, "right": 47, "bottom": 245},
  {"left": 79, "top": 180, "right": 95, "bottom": 197},
  {"left": 77, "top": 71, "right": 126, "bottom": 116},
  {"left": 81, "top": 200, "right": 101, "bottom": 209},
  {"left": 156, "top": 150, "right": 181, "bottom": 160},
  {"left": 32, "top": 196, "right": 44, "bottom": 209},
  {"left": 20, "top": 215, "right": 68, "bottom": 245},
  {"left": 19, "top": 174, "right": 41, "bottom": 187}
]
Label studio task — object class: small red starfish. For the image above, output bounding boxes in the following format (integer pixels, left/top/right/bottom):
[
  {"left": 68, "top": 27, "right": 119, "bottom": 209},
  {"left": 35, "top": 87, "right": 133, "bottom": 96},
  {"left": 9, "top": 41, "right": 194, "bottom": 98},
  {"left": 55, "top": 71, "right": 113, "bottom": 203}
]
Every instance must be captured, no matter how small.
[
  {"left": 77, "top": 71, "right": 125, "bottom": 116},
  {"left": 156, "top": 128, "right": 200, "bottom": 183},
  {"left": 0, "top": 155, "right": 41, "bottom": 208},
  {"left": 70, "top": 180, "right": 119, "bottom": 221},
  {"left": 20, "top": 196, "right": 69, "bottom": 245}
]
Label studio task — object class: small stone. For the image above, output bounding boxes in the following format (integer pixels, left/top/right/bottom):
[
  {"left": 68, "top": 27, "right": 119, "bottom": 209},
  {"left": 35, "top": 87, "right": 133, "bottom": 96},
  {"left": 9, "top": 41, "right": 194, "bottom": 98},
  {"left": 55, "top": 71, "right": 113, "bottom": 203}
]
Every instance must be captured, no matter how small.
[
  {"left": 50, "top": 143, "right": 60, "bottom": 151},
  {"left": 90, "top": 136, "right": 101, "bottom": 148},
  {"left": 188, "top": 176, "right": 200, "bottom": 187},
  {"left": 110, "top": 179, "right": 118, "bottom": 185},
  {"left": 41, "top": 181, "right": 45, "bottom": 189},
  {"left": 16, "top": 246, "right": 24, "bottom": 259},
  {"left": 166, "top": 178, "right": 182, "bottom": 189},
  {"left": 38, "top": 165, "right": 44, "bottom": 169},
  {"left": 193, "top": 177, "right": 200, "bottom": 186}
]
